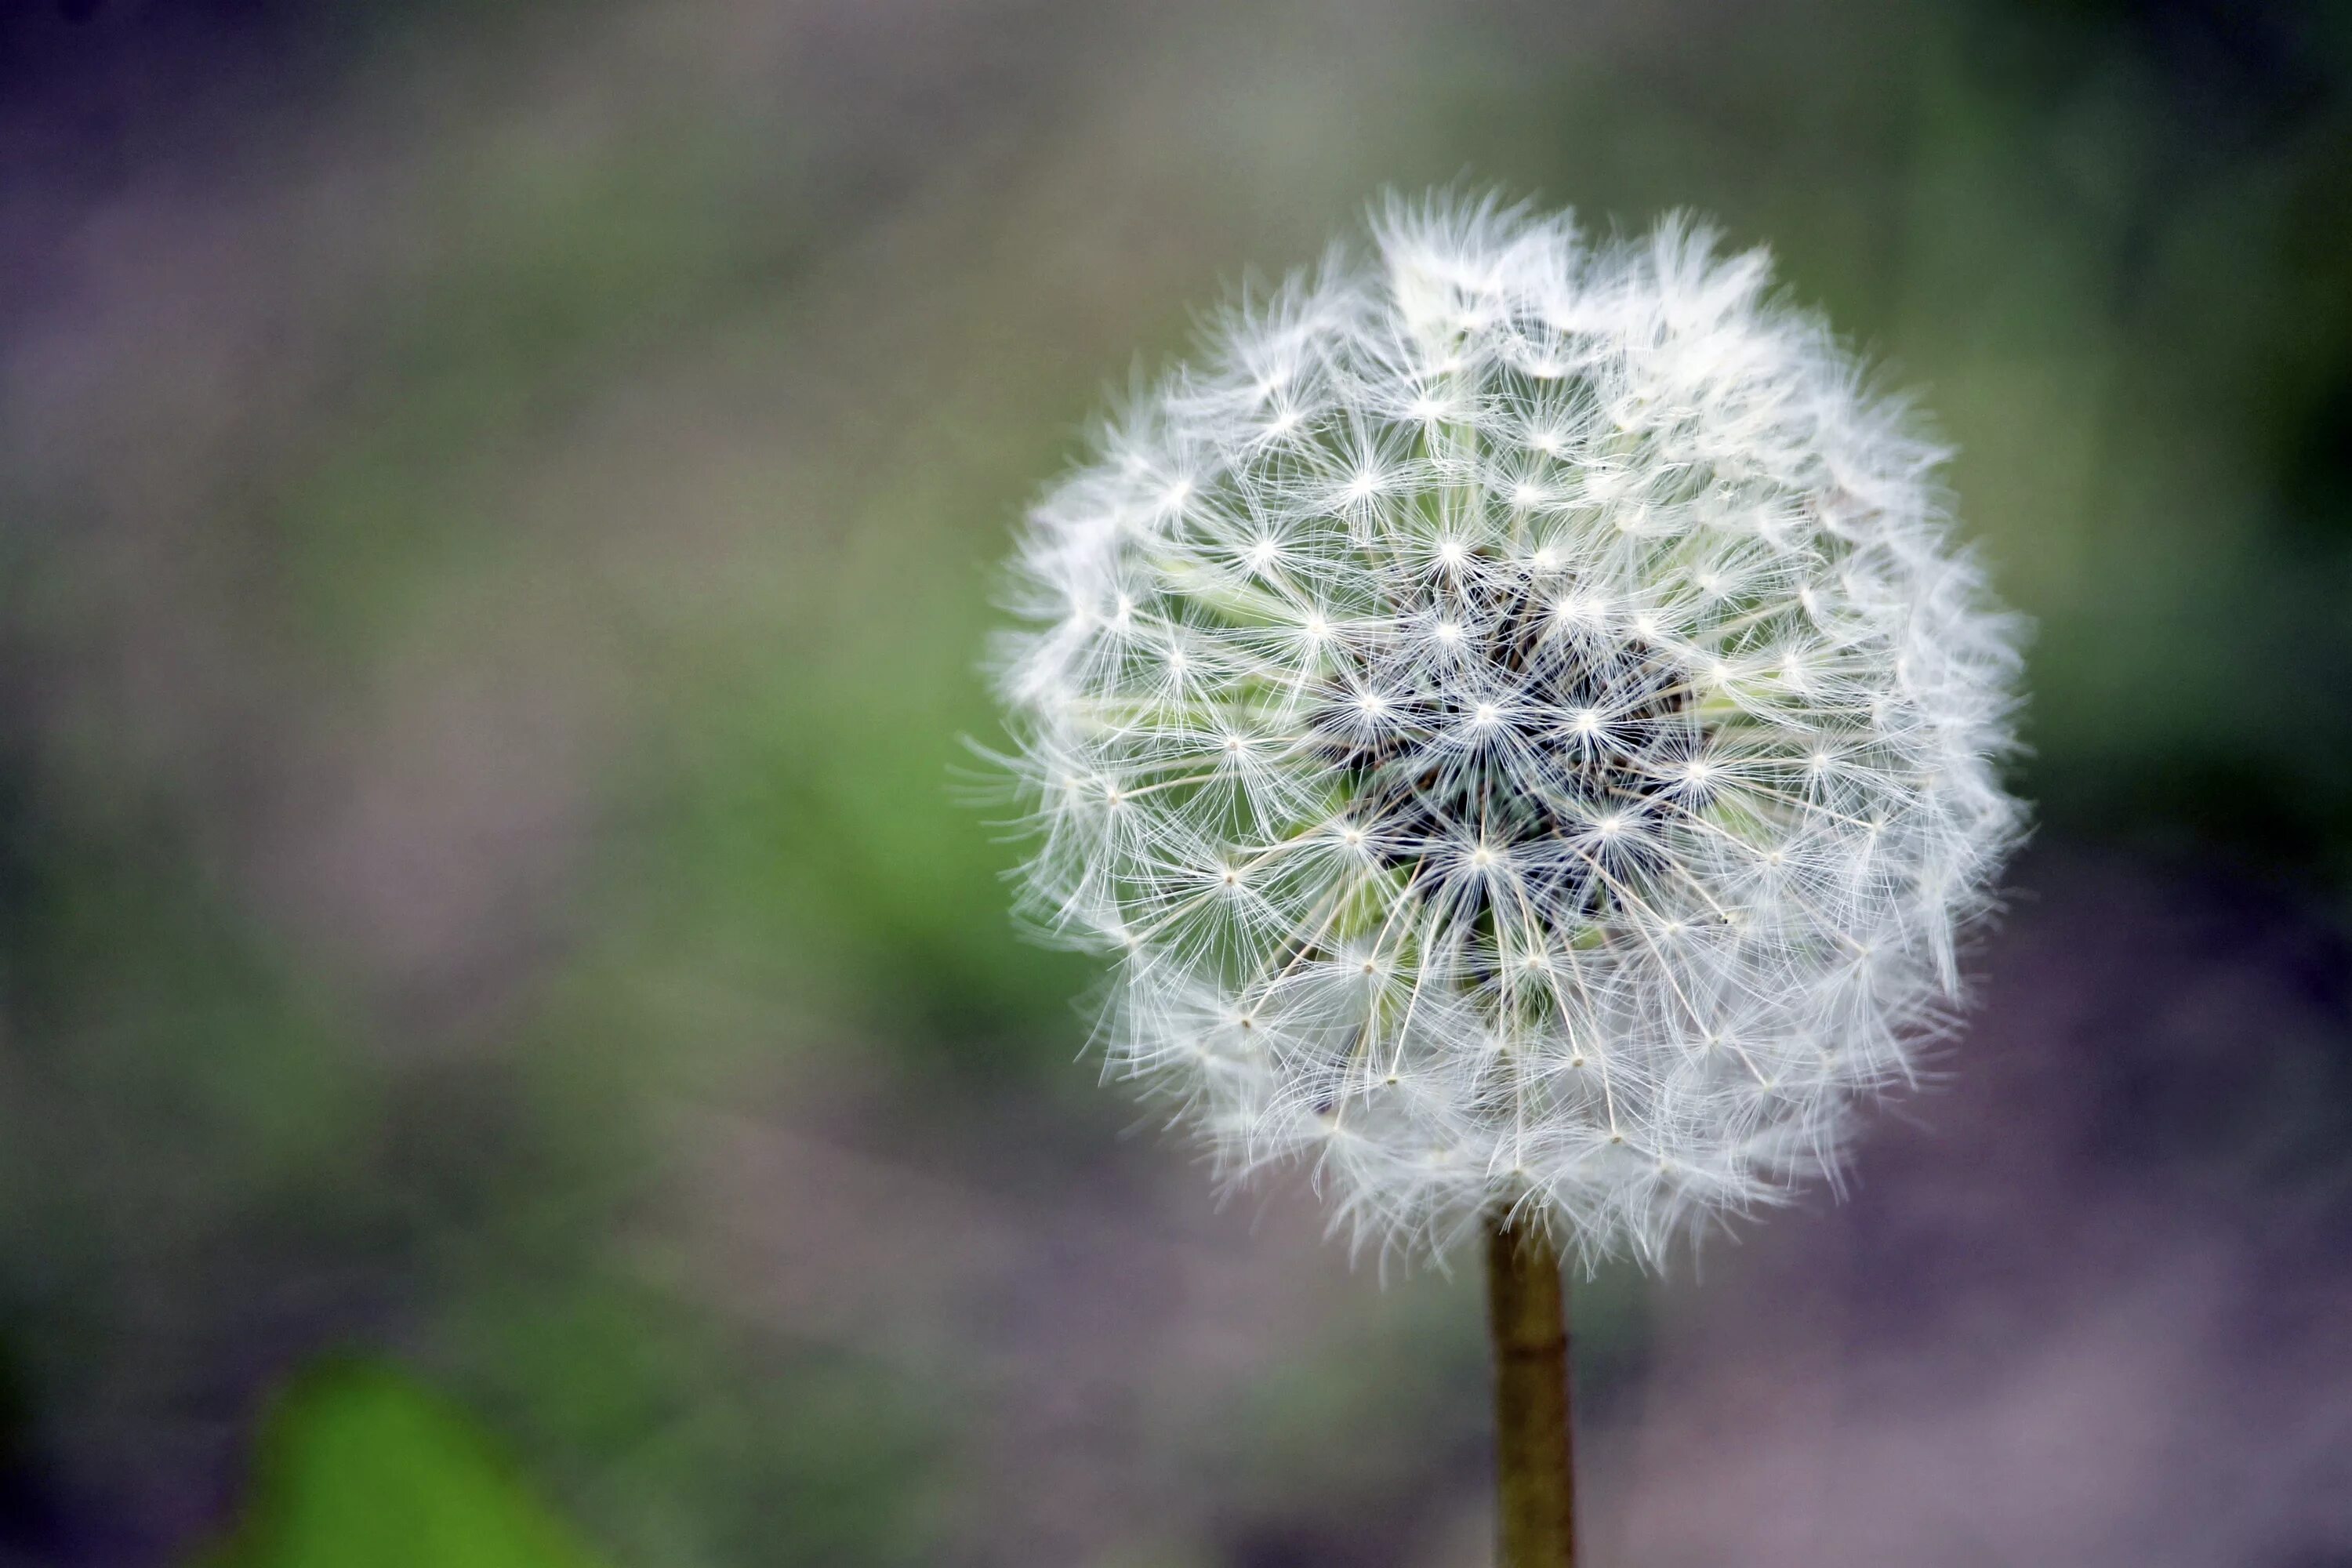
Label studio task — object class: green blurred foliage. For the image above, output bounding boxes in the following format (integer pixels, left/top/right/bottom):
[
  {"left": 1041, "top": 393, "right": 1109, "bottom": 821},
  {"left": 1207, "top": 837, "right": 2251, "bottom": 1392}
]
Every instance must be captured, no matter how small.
[{"left": 196, "top": 1364, "right": 608, "bottom": 1568}]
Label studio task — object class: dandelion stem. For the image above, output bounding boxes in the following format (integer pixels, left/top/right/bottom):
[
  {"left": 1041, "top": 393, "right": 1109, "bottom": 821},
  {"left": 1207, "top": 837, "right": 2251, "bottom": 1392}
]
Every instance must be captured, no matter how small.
[{"left": 1486, "top": 1208, "right": 1574, "bottom": 1567}]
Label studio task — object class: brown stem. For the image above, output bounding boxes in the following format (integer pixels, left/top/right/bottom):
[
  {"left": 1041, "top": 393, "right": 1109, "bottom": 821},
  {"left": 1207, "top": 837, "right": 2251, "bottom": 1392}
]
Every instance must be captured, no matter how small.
[{"left": 1486, "top": 1208, "right": 1574, "bottom": 1567}]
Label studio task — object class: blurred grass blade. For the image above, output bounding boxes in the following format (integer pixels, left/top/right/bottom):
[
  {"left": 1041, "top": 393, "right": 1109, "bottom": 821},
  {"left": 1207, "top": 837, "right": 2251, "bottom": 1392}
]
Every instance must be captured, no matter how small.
[{"left": 196, "top": 1363, "right": 612, "bottom": 1568}]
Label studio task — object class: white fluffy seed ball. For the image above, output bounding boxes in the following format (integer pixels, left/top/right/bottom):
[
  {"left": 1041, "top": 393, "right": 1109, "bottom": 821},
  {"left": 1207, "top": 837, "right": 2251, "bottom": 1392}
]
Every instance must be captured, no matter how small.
[{"left": 991, "top": 192, "right": 2024, "bottom": 1267}]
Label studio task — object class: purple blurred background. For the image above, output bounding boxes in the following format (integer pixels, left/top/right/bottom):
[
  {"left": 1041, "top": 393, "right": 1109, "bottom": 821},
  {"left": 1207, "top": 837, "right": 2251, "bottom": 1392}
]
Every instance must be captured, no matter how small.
[{"left": 2, "top": 2, "right": 2348, "bottom": 1564}]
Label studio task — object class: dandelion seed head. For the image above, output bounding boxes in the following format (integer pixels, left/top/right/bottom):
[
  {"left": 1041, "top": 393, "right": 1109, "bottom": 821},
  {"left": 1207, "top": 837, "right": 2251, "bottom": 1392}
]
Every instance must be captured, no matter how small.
[{"left": 992, "top": 191, "right": 2024, "bottom": 1268}]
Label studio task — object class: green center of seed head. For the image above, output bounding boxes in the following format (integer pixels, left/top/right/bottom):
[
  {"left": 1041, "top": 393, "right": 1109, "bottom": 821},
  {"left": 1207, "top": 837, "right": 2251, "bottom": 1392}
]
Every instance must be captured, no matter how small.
[{"left": 1308, "top": 563, "right": 1700, "bottom": 925}]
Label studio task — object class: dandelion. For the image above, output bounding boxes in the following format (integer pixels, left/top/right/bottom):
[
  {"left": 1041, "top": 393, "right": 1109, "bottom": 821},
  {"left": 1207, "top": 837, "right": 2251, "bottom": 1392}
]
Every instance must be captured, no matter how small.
[{"left": 987, "top": 191, "right": 2024, "bottom": 1565}]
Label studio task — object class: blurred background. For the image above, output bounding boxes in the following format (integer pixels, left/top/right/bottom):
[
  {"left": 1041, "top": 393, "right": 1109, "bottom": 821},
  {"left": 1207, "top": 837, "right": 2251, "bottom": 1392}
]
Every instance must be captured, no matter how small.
[{"left": 2, "top": 0, "right": 2349, "bottom": 1563}]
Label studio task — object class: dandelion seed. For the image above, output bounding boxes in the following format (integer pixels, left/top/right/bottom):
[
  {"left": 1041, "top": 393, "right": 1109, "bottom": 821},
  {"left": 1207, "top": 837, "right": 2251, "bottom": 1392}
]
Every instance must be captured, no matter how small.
[{"left": 990, "top": 191, "right": 2024, "bottom": 1275}]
